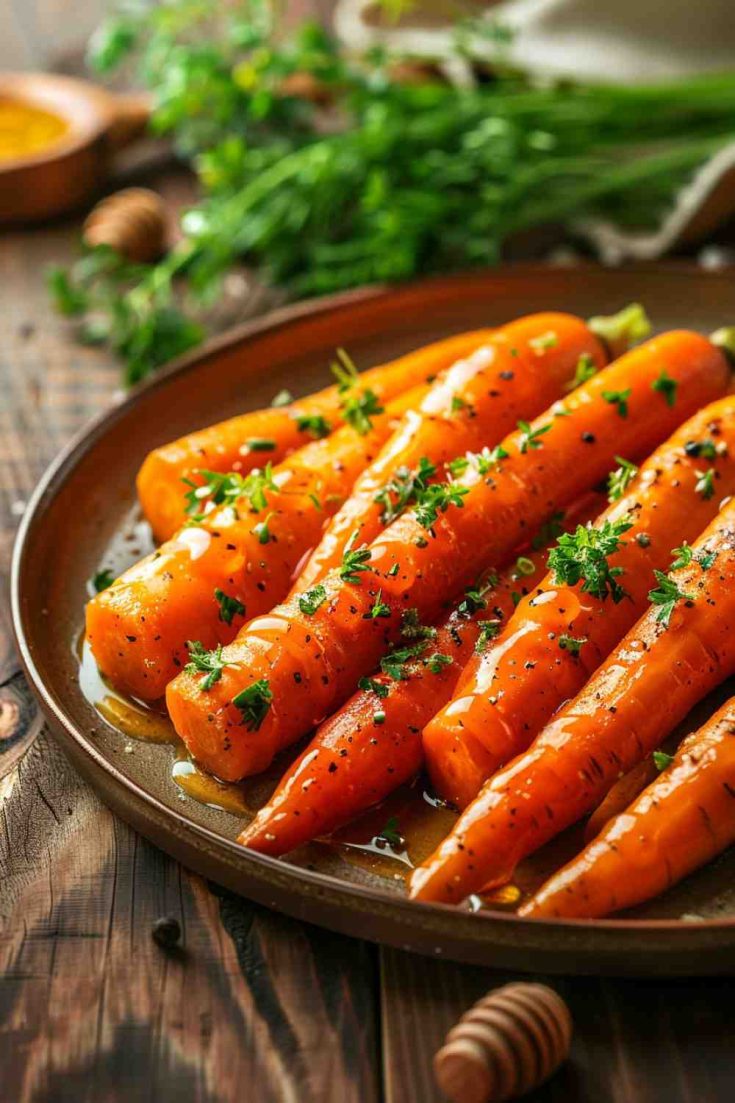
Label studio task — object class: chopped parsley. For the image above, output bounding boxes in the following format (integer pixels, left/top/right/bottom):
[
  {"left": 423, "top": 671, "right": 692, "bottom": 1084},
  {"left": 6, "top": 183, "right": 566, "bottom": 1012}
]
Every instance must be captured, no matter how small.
[
  {"left": 374, "top": 456, "right": 436, "bottom": 524},
  {"left": 358, "top": 676, "right": 389, "bottom": 699},
  {"left": 400, "top": 609, "right": 437, "bottom": 641},
  {"left": 331, "top": 348, "right": 384, "bottom": 435},
  {"left": 364, "top": 589, "right": 391, "bottom": 619},
  {"left": 296, "top": 413, "right": 331, "bottom": 439},
  {"left": 298, "top": 584, "right": 327, "bottom": 616},
  {"left": 185, "top": 641, "right": 230, "bottom": 690},
  {"left": 671, "top": 542, "right": 716, "bottom": 571},
  {"left": 566, "top": 352, "right": 598, "bottom": 391},
  {"left": 252, "top": 512, "right": 274, "bottom": 544},
  {"left": 425, "top": 652, "right": 453, "bottom": 674},
  {"left": 92, "top": 568, "right": 115, "bottom": 593},
  {"left": 414, "top": 481, "right": 469, "bottom": 529},
  {"left": 695, "top": 468, "right": 716, "bottom": 500},
  {"left": 387, "top": 562, "right": 400, "bottom": 577},
  {"left": 652, "top": 370, "right": 677, "bottom": 407},
  {"left": 380, "top": 643, "right": 427, "bottom": 680},
  {"left": 232, "top": 678, "right": 273, "bottom": 730},
  {"left": 246, "top": 437, "right": 276, "bottom": 451},
  {"left": 517, "top": 419, "right": 551, "bottom": 454},
  {"left": 548, "top": 517, "right": 632, "bottom": 602},
  {"left": 378, "top": 815, "right": 402, "bottom": 848},
  {"left": 648, "top": 571, "right": 695, "bottom": 627},
  {"left": 559, "top": 634, "right": 586, "bottom": 656},
  {"left": 451, "top": 394, "right": 468, "bottom": 413},
  {"left": 653, "top": 750, "right": 675, "bottom": 771},
  {"left": 601, "top": 387, "right": 631, "bottom": 418},
  {"left": 340, "top": 535, "right": 372, "bottom": 583},
  {"left": 214, "top": 588, "right": 245, "bottom": 625},
  {"left": 529, "top": 330, "right": 558, "bottom": 353},
  {"left": 457, "top": 575, "right": 498, "bottom": 617},
  {"left": 475, "top": 619, "right": 502, "bottom": 653},
  {"left": 514, "top": 555, "right": 536, "bottom": 578},
  {"left": 607, "top": 457, "right": 638, "bottom": 502},
  {"left": 183, "top": 465, "right": 277, "bottom": 519}
]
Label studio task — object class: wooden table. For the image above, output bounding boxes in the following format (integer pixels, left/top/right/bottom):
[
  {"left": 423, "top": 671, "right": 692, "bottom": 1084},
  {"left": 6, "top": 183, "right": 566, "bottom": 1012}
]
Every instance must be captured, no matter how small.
[{"left": 2, "top": 170, "right": 735, "bottom": 1103}]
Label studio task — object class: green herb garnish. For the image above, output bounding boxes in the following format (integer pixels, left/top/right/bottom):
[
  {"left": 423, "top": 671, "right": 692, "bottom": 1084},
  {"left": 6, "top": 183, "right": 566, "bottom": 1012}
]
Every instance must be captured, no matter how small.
[
  {"left": 299, "top": 583, "right": 327, "bottom": 616},
  {"left": 475, "top": 619, "right": 502, "bottom": 653},
  {"left": 378, "top": 815, "right": 402, "bottom": 848},
  {"left": 653, "top": 750, "right": 675, "bottom": 771},
  {"left": 364, "top": 589, "right": 391, "bottom": 619},
  {"left": 296, "top": 413, "right": 331, "bottom": 439},
  {"left": 358, "top": 676, "right": 389, "bottom": 699},
  {"left": 184, "top": 641, "right": 230, "bottom": 690},
  {"left": 271, "top": 389, "right": 294, "bottom": 408},
  {"left": 548, "top": 517, "right": 632, "bottom": 602},
  {"left": 414, "top": 481, "right": 469, "bottom": 529},
  {"left": 695, "top": 468, "right": 716, "bottom": 500},
  {"left": 246, "top": 437, "right": 277, "bottom": 451},
  {"left": 215, "top": 588, "right": 246, "bottom": 625},
  {"left": 648, "top": 571, "right": 695, "bottom": 627},
  {"left": 426, "top": 652, "right": 453, "bottom": 674},
  {"left": 517, "top": 420, "right": 551, "bottom": 454},
  {"left": 340, "top": 534, "right": 372, "bottom": 583},
  {"left": 652, "top": 370, "right": 677, "bottom": 407},
  {"left": 559, "top": 634, "right": 586, "bottom": 655},
  {"left": 602, "top": 387, "right": 631, "bottom": 418},
  {"left": 374, "top": 456, "right": 436, "bottom": 524},
  {"left": 566, "top": 352, "right": 598, "bottom": 391},
  {"left": 607, "top": 457, "right": 639, "bottom": 502},
  {"left": 232, "top": 678, "right": 273, "bottom": 730},
  {"left": 92, "top": 568, "right": 115, "bottom": 593}
]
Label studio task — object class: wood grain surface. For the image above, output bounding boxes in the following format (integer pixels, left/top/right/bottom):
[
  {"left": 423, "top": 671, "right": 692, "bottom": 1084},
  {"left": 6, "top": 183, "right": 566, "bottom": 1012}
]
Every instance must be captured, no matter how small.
[{"left": 1, "top": 10, "right": 735, "bottom": 1097}]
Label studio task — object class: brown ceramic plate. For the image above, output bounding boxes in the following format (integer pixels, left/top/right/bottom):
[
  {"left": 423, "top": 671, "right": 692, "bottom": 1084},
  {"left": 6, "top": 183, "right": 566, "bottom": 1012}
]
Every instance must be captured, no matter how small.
[{"left": 12, "top": 265, "right": 735, "bottom": 976}]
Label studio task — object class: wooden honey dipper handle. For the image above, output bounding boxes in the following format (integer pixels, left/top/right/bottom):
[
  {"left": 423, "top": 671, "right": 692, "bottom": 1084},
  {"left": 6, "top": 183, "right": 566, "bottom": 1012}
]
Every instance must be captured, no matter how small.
[
  {"left": 83, "top": 187, "right": 168, "bottom": 264},
  {"left": 433, "top": 983, "right": 572, "bottom": 1103}
]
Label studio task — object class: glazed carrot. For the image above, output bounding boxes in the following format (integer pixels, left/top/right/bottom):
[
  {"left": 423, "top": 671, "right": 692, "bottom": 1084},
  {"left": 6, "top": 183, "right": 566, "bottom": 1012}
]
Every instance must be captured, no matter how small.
[
  {"left": 582, "top": 756, "right": 657, "bottom": 843},
  {"left": 410, "top": 499, "right": 735, "bottom": 905},
  {"left": 423, "top": 396, "right": 735, "bottom": 809},
  {"left": 241, "top": 492, "right": 603, "bottom": 855},
  {"left": 522, "top": 699, "right": 735, "bottom": 918},
  {"left": 239, "top": 495, "right": 605, "bottom": 856},
  {"left": 138, "top": 330, "right": 495, "bottom": 541},
  {"left": 291, "top": 312, "right": 609, "bottom": 594},
  {"left": 167, "top": 329, "right": 731, "bottom": 782},
  {"left": 87, "top": 384, "right": 426, "bottom": 701}
]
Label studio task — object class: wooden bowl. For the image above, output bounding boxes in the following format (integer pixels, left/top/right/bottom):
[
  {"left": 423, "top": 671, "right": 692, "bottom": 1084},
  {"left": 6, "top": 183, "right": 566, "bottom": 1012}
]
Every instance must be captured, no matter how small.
[
  {"left": 11, "top": 265, "right": 735, "bottom": 975},
  {"left": 0, "top": 72, "right": 149, "bottom": 223}
]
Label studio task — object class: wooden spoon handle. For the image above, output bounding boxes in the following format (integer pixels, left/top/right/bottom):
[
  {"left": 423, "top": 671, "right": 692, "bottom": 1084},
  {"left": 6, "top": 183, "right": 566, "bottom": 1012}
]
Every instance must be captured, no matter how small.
[{"left": 106, "top": 90, "right": 152, "bottom": 151}]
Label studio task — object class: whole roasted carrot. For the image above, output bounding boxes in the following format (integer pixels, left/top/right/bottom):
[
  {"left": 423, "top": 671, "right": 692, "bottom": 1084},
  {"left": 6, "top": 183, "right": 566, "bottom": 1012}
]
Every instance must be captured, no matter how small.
[
  {"left": 167, "top": 329, "right": 731, "bottom": 781},
  {"left": 138, "top": 330, "right": 495, "bottom": 541},
  {"left": 87, "top": 384, "right": 426, "bottom": 701},
  {"left": 239, "top": 495, "right": 605, "bottom": 856},
  {"left": 291, "top": 311, "right": 609, "bottom": 594},
  {"left": 521, "top": 698, "right": 735, "bottom": 918},
  {"left": 410, "top": 499, "right": 735, "bottom": 905},
  {"left": 424, "top": 396, "right": 735, "bottom": 809}
]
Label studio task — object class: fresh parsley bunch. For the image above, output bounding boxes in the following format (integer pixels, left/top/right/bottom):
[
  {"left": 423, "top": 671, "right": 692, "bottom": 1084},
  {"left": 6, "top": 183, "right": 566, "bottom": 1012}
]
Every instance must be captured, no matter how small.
[{"left": 49, "top": 0, "right": 735, "bottom": 383}]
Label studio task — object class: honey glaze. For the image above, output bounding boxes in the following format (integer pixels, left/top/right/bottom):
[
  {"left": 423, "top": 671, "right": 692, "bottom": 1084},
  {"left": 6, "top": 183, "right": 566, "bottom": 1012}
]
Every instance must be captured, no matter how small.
[{"left": 0, "top": 97, "right": 68, "bottom": 161}]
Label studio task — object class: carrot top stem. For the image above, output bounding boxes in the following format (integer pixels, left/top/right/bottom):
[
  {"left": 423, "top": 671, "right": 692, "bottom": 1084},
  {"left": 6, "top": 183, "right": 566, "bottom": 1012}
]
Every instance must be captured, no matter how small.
[
  {"left": 710, "top": 327, "right": 735, "bottom": 365},
  {"left": 587, "top": 303, "right": 651, "bottom": 357}
]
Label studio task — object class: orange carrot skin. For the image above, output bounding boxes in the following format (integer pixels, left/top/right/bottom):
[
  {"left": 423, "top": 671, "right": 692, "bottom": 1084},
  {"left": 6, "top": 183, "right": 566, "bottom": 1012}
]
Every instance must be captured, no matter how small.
[
  {"left": 292, "top": 313, "right": 607, "bottom": 594},
  {"left": 239, "top": 551, "right": 550, "bottom": 855},
  {"left": 522, "top": 699, "right": 735, "bottom": 919},
  {"left": 424, "top": 397, "right": 735, "bottom": 809},
  {"left": 410, "top": 500, "right": 735, "bottom": 905},
  {"left": 138, "top": 330, "right": 495, "bottom": 542},
  {"left": 167, "top": 331, "right": 730, "bottom": 781},
  {"left": 87, "top": 386, "right": 425, "bottom": 701},
  {"left": 239, "top": 494, "right": 605, "bottom": 855},
  {"left": 582, "top": 756, "right": 657, "bottom": 844}
]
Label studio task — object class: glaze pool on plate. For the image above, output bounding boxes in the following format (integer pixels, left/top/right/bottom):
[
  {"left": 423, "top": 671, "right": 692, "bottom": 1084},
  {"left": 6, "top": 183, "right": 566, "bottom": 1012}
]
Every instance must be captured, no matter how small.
[{"left": 12, "top": 266, "right": 735, "bottom": 974}]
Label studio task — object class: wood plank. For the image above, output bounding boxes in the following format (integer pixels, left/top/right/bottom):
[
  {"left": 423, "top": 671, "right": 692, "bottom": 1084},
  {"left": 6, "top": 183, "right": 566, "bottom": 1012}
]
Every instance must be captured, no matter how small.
[
  {"left": 380, "top": 946, "right": 735, "bottom": 1103},
  {"left": 0, "top": 180, "right": 380, "bottom": 1103}
]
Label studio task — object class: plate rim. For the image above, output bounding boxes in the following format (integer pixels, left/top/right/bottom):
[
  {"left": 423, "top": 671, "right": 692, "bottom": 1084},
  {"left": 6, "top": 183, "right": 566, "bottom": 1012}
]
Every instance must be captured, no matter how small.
[{"left": 12, "top": 263, "right": 735, "bottom": 967}]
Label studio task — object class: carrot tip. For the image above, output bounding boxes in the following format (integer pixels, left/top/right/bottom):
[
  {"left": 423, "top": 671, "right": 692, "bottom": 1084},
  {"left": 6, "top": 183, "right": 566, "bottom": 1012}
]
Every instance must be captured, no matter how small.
[{"left": 588, "top": 303, "right": 651, "bottom": 357}]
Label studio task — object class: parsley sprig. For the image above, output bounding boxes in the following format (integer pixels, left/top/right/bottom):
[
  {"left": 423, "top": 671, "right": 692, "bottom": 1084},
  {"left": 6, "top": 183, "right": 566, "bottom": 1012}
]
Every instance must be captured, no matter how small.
[
  {"left": 648, "top": 571, "right": 695, "bottom": 627},
  {"left": 548, "top": 517, "right": 632, "bottom": 602},
  {"left": 340, "top": 534, "right": 372, "bottom": 583},
  {"left": 607, "top": 457, "right": 638, "bottom": 502},
  {"left": 517, "top": 420, "right": 551, "bottom": 454},
  {"left": 414, "top": 481, "right": 469, "bottom": 529},
  {"left": 215, "top": 588, "right": 245, "bottom": 625},
  {"left": 185, "top": 641, "right": 230, "bottom": 690},
  {"left": 184, "top": 465, "right": 277, "bottom": 519},
  {"left": 332, "top": 348, "right": 384, "bottom": 435},
  {"left": 374, "top": 457, "right": 436, "bottom": 524}
]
